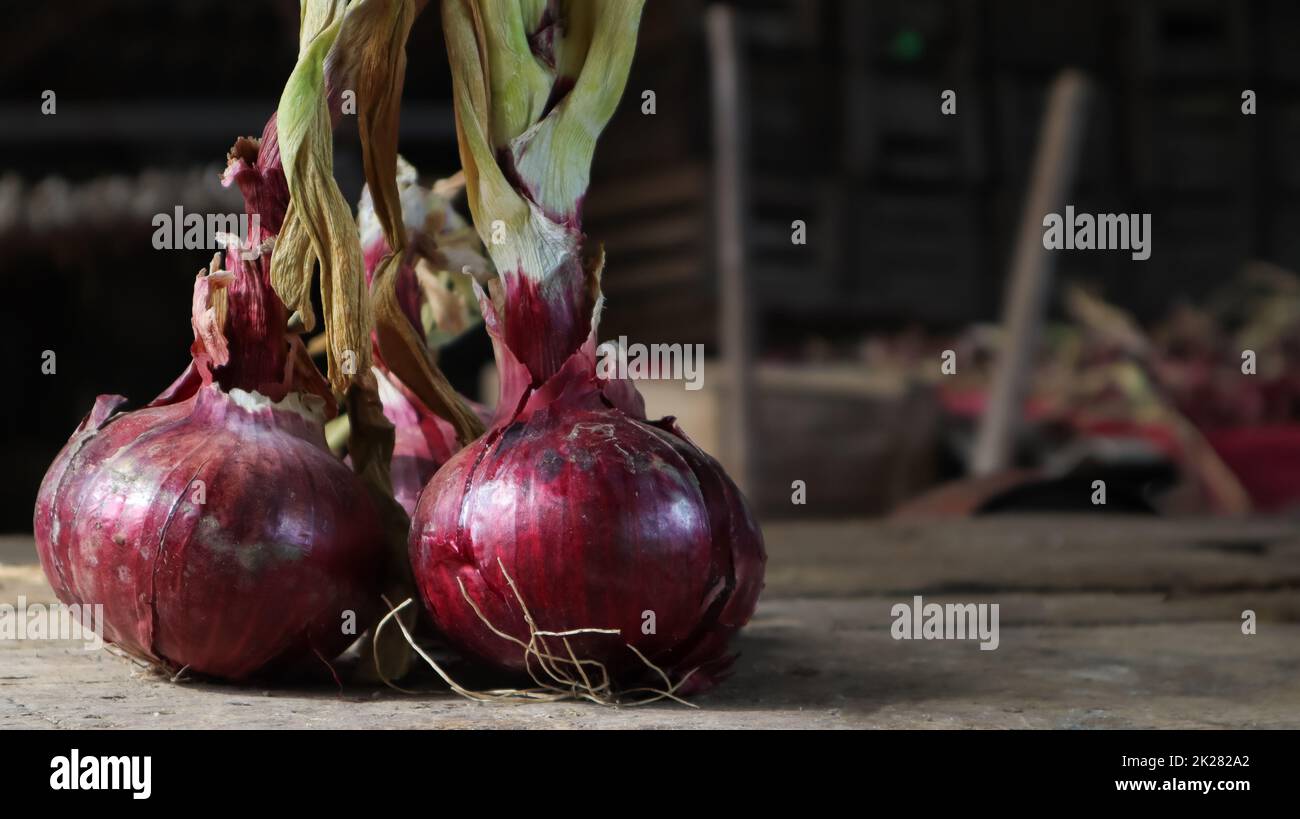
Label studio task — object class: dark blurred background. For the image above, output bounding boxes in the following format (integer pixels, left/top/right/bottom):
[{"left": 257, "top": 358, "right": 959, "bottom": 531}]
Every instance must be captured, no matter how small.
[{"left": 6, "top": 0, "right": 1300, "bottom": 532}]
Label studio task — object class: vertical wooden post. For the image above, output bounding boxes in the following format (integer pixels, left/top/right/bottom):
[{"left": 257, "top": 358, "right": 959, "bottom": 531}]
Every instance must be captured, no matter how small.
[
  {"left": 971, "top": 70, "right": 1091, "bottom": 476},
  {"left": 707, "top": 5, "right": 755, "bottom": 496}
]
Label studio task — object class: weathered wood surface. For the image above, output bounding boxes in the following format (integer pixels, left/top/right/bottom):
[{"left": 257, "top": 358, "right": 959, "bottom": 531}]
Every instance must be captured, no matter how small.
[{"left": 3, "top": 517, "right": 1299, "bottom": 729}]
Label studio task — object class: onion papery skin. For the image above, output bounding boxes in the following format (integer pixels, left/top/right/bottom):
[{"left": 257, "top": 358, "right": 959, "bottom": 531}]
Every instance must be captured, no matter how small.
[
  {"left": 374, "top": 366, "right": 459, "bottom": 517},
  {"left": 359, "top": 173, "right": 490, "bottom": 516},
  {"left": 410, "top": 329, "right": 765, "bottom": 694},
  {"left": 34, "top": 384, "right": 384, "bottom": 681}
]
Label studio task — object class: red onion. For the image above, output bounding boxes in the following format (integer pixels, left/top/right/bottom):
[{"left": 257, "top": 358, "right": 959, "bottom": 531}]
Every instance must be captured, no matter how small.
[
  {"left": 34, "top": 384, "right": 384, "bottom": 680},
  {"left": 410, "top": 1, "right": 764, "bottom": 696},
  {"left": 32, "top": 128, "right": 385, "bottom": 680}
]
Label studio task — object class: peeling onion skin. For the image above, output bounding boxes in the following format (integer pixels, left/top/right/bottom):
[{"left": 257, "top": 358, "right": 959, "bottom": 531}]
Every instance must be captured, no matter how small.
[
  {"left": 410, "top": 307, "right": 766, "bottom": 694},
  {"left": 34, "top": 385, "right": 385, "bottom": 681}
]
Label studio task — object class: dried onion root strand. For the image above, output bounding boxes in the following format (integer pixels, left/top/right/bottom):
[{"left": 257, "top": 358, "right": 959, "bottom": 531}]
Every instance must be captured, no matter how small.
[{"left": 374, "top": 560, "right": 699, "bottom": 708}]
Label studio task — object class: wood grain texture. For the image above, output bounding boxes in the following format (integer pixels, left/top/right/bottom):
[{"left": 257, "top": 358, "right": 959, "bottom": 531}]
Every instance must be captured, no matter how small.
[{"left": 3, "top": 516, "right": 1298, "bottom": 729}]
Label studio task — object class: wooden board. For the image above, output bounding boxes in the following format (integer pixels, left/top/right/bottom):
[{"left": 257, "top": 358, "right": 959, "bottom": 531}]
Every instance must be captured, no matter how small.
[{"left": 3, "top": 516, "right": 1298, "bottom": 729}]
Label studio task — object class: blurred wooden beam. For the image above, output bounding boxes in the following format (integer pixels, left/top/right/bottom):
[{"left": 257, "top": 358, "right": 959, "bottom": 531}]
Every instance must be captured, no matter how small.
[
  {"left": 971, "top": 70, "right": 1091, "bottom": 476},
  {"left": 707, "top": 4, "right": 756, "bottom": 496}
]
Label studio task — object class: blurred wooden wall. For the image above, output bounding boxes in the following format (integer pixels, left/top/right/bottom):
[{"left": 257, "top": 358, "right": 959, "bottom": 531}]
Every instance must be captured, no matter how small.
[{"left": 589, "top": 0, "right": 1300, "bottom": 348}]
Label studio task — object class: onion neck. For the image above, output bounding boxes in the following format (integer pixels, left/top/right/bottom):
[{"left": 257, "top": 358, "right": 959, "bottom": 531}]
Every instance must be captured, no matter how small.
[
  {"left": 215, "top": 121, "right": 292, "bottom": 395},
  {"left": 211, "top": 79, "right": 353, "bottom": 396},
  {"left": 500, "top": 254, "right": 594, "bottom": 385}
]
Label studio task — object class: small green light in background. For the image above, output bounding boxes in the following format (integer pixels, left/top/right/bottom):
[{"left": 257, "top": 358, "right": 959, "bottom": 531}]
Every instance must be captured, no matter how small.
[{"left": 890, "top": 29, "right": 925, "bottom": 62}]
